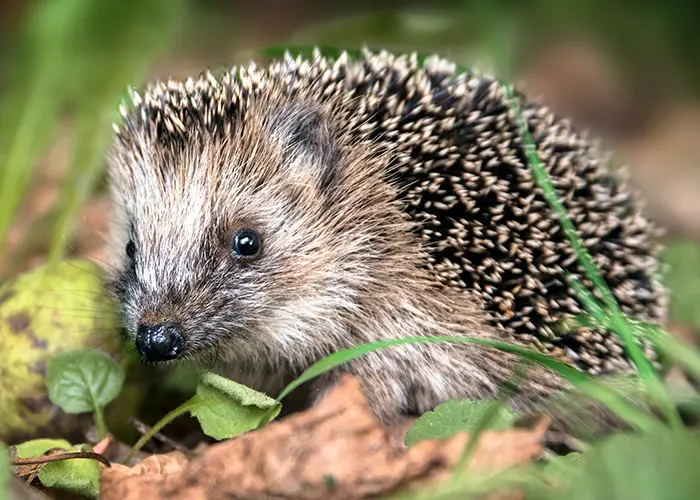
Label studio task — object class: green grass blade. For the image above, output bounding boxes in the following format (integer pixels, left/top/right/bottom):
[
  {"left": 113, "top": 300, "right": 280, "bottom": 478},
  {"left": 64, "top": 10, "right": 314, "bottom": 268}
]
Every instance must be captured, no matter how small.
[
  {"left": 0, "top": 78, "right": 60, "bottom": 252},
  {"left": 503, "top": 83, "right": 681, "bottom": 427},
  {"left": 503, "top": 84, "right": 626, "bottom": 317},
  {"left": 566, "top": 248, "right": 680, "bottom": 428},
  {"left": 276, "top": 336, "right": 659, "bottom": 432},
  {"left": 48, "top": 99, "right": 117, "bottom": 262},
  {"left": 565, "top": 275, "right": 608, "bottom": 325}
]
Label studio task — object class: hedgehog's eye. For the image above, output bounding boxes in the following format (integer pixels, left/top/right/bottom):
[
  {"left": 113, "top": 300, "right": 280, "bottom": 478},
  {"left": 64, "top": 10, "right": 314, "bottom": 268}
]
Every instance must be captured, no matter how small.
[
  {"left": 232, "top": 229, "right": 262, "bottom": 259},
  {"left": 126, "top": 240, "right": 136, "bottom": 260}
]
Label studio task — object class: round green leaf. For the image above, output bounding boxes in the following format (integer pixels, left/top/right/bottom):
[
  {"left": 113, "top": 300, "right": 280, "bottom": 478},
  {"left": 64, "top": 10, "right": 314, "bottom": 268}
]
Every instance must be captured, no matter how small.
[{"left": 47, "top": 348, "right": 124, "bottom": 414}]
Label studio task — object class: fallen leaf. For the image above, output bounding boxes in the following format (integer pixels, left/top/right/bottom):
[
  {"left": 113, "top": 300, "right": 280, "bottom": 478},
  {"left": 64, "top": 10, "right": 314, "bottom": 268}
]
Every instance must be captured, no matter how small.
[
  {"left": 102, "top": 375, "right": 548, "bottom": 500},
  {"left": 107, "top": 452, "right": 190, "bottom": 479}
]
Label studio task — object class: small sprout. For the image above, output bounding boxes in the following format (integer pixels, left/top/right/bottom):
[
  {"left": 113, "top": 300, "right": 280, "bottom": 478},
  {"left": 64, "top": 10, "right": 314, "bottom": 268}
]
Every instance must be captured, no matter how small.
[
  {"left": 405, "top": 399, "right": 516, "bottom": 448},
  {"left": 47, "top": 348, "right": 125, "bottom": 439},
  {"left": 126, "top": 373, "right": 281, "bottom": 464},
  {"left": 323, "top": 474, "right": 338, "bottom": 492}
]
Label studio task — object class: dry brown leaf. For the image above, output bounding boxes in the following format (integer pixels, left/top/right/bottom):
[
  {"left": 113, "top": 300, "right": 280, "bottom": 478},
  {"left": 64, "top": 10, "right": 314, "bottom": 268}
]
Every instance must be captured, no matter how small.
[
  {"left": 106, "top": 451, "right": 191, "bottom": 479},
  {"left": 101, "top": 375, "right": 548, "bottom": 500}
]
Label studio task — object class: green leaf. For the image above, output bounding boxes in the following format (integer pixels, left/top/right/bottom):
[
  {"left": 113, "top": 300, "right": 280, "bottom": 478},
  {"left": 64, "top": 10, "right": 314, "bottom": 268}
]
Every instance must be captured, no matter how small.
[
  {"left": 46, "top": 348, "right": 125, "bottom": 413},
  {"left": 0, "top": 442, "right": 9, "bottom": 497},
  {"left": 556, "top": 429, "right": 700, "bottom": 500},
  {"left": 404, "top": 399, "right": 515, "bottom": 447},
  {"left": 14, "top": 438, "right": 72, "bottom": 458},
  {"left": 125, "top": 373, "right": 283, "bottom": 463},
  {"left": 38, "top": 446, "right": 100, "bottom": 499},
  {"left": 190, "top": 373, "right": 282, "bottom": 440},
  {"left": 543, "top": 452, "right": 585, "bottom": 480},
  {"left": 14, "top": 439, "right": 101, "bottom": 497}
]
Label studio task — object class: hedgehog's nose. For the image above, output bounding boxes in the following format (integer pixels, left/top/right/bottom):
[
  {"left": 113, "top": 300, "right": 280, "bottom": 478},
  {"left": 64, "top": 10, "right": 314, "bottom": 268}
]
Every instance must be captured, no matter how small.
[{"left": 135, "top": 323, "right": 184, "bottom": 362}]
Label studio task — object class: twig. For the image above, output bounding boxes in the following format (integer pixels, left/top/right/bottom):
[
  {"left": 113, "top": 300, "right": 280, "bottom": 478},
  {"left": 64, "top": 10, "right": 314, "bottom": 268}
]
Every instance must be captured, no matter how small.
[
  {"left": 129, "top": 417, "right": 195, "bottom": 456},
  {"left": 12, "top": 451, "right": 112, "bottom": 468}
]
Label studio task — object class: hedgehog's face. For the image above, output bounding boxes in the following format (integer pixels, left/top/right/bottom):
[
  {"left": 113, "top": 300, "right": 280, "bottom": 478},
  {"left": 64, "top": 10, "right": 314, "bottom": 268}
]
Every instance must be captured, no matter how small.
[{"left": 106, "top": 96, "right": 404, "bottom": 368}]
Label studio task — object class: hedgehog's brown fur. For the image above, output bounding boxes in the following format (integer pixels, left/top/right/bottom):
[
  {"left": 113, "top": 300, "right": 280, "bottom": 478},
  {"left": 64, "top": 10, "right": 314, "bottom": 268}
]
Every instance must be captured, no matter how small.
[{"left": 105, "top": 48, "right": 666, "bottom": 425}]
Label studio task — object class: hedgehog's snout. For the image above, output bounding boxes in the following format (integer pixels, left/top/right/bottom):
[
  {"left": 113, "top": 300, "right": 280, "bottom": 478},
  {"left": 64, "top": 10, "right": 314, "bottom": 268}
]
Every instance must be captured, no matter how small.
[{"left": 135, "top": 322, "right": 185, "bottom": 363}]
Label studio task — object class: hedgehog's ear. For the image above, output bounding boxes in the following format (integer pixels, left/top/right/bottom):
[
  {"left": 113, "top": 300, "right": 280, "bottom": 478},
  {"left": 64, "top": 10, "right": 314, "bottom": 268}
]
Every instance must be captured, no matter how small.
[{"left": 266, "top": 102, "right": 341, "bottom": 190}]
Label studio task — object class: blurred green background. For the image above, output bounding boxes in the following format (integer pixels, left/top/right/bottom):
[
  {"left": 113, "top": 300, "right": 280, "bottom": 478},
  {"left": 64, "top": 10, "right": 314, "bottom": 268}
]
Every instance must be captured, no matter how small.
[{"left": 1, "top": 0, "right": 700, "bottom": 336}]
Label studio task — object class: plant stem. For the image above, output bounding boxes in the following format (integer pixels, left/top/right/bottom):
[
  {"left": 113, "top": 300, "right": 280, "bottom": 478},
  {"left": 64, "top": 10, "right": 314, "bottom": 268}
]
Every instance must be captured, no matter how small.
[
  {"left": 124, "top": 396, "right": 203, "bottom": 466},
  {"left": 93, "top": 405, "right": 108, "bottom": 442}
]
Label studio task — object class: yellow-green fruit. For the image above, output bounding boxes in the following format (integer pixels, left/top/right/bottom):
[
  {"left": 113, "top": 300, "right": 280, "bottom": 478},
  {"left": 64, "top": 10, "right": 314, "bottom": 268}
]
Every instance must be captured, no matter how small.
[{"left": 0, "top": 259, "right": 121, "bottom": 442}]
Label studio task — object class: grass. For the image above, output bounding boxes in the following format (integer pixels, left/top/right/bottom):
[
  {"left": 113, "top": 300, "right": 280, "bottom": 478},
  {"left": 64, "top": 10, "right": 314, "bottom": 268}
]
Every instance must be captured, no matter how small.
[{"left": 0, "top": 0, "right": 186, "bottom": 268}]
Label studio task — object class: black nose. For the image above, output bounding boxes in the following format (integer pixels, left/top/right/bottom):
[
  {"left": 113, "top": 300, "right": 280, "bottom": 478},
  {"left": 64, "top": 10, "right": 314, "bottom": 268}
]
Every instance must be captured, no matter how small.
[{"left": 135, "top": 323, "right": 184, "bottom": 362}]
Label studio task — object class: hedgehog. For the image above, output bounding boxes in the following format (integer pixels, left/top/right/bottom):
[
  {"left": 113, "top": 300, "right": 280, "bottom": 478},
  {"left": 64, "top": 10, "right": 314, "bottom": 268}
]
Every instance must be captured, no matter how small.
[{"left": 105, "top": 48, "right": 667, "bottom": 425}]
